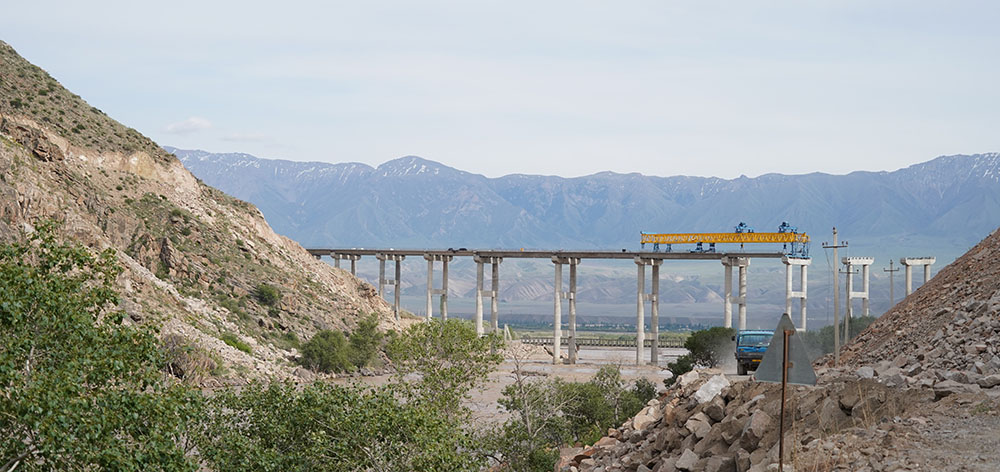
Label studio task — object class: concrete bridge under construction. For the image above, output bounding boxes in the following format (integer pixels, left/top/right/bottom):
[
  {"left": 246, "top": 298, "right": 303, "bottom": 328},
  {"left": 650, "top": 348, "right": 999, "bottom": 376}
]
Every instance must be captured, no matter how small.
[{"left": 309, "top": 247, "right": 816, "bottom": 366}]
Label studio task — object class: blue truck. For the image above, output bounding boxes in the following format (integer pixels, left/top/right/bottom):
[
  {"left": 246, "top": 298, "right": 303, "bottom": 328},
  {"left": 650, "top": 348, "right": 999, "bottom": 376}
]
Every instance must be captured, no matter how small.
[{"left": 734, "top": 330, "right": 773, "bottom": 375}]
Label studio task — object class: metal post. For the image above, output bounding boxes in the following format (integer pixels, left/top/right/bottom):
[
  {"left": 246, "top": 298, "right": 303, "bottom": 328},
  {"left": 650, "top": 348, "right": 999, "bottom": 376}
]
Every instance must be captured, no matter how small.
[
  {"left": 568, "top": 259, "right": 578, "bottom": 364},
  {"left": 779, "top": 329, "right": 791, "bottom": 472},
  {"left": 885, "top": 260, "right": 897, "bottom": 307},
  {"left": 475, "top": 260, "right": 484, "bottom": 336},
  {"left": 553, "top": 260, "right": 563, "bottom": 364},
  {"left": 650, "top": 261, "right": 660, "bottom": 365},
  {"left": 636, "top": 259, "right": 645, "bottom": 365},
  {"left": 441, "top": 257, "right": 449, "bottom": 320}
]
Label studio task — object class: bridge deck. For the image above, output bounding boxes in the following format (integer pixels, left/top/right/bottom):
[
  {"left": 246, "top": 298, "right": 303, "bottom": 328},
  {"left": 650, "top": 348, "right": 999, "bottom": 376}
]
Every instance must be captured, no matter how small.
[{"left": 306, "top": 248, "right": 786, "bottom": 260}]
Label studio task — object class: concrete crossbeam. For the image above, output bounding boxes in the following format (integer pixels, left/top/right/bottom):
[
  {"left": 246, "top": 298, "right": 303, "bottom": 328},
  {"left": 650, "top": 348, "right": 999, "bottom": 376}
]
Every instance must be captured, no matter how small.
[{"left": 900, "top": 257, "right": 936, "bottom": 295}]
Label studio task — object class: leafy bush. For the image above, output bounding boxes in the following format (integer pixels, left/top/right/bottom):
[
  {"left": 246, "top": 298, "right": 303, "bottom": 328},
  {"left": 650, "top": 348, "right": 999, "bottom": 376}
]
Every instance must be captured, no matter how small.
[
  {"left": 254, "top": 283, "right": 281, "bottom": 307},
  {"left": 221, "top": 332, "right": 253, "bottom": 354},
  {"left": 300, "top": 330, "right": 354, "bottom": 373},
  {"left": 0, "top": 222, "right": 200, "bottom": 470},
  {"left": 664, "top": 326, "right": 735, "bottom": 386},
  {"left": 348, "top": 314, "right": 383, "bottom": 369},
  {"left": 196, "top": 381, "right": 484, "bottom": 472}
]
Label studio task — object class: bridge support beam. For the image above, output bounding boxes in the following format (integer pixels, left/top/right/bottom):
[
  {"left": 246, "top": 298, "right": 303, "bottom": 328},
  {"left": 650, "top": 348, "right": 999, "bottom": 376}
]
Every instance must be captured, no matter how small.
[
  {"left": 900, "top": 257, "right": 935, "bottom": 296},
  {"left": 376, "top": 254, "right": 405, "bottom": 320},
  {"left": 552, "top": 257, "right": 580, "bottom": 364},
  {"left": 423, "top": 254, "right": 453, "bottom": 321},
  {"left": 782, "top": 256, "right": 811, "bottom": 331},
  {"left": 474, "top": 256, "right": 502, "bottom": 335},
  {"left": 330, "top": 253, "right": 361, "bottom": 276},
  {"left": 635, "top": 257, "right": 662, "bottom": 365},
  {"left": 722, "top": 257, "right": 750, "bottom": 331},
  {"left": 842, "top": 257, "right": 874, "bottom": 339}
]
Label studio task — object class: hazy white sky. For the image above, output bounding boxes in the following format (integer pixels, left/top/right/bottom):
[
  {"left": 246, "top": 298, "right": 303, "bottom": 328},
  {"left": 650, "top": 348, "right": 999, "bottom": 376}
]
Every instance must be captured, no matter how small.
[{"left": 2, "top": 1, "right": 998, "bottom": 178}]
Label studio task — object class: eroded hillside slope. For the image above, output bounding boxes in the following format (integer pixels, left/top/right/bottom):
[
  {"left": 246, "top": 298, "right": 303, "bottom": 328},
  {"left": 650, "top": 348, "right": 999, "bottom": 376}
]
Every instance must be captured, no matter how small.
[{"left": 0, "top": 41, "right": 398, "bottom": 383}]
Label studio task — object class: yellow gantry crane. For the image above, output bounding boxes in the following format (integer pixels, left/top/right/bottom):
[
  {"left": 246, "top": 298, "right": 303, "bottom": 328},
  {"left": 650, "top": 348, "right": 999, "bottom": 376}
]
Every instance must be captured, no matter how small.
[{"left": 641, "top": 222, "right": 810, "bottom": 257}]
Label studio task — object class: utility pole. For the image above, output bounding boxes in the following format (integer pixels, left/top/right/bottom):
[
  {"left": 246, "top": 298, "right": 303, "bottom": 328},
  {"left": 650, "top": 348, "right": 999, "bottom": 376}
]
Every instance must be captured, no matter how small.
[
  {"left": 822, "top": 228, "right": 848, "bottom": 365},
  {"left": 884, "top": 260, "right": 899, "bottom": 307}
]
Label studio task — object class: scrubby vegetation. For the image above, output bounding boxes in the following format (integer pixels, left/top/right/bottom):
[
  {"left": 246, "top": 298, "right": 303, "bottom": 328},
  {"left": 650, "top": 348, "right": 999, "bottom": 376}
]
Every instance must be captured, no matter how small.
[
  {"left": 665, "top": 326, "right": 736, "bottom": 385},
  {"left": 298, "top": 314, "right": 385, "bottom": 373}
]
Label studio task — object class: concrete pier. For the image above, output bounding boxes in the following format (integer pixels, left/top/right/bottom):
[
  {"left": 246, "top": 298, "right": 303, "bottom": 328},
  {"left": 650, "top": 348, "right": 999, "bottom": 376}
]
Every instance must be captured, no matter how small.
[
  {"left": 635, "top": 257, "right": 662, "bottom": 365},
  {"left": 473, "top": 256, "right": 502, "bottom": 335},
  {"left": 423, "top": 254, "right": 453, "bottom": 320},
  {"left": 842, "top": 257, "right": 874, "bottom": 337},
  {"left": 330, "top": 253, "right": 361, "bottom": 275},
  {"left": 782, "top": 256, "right": 810, "bottom": 331},
  {"left": 900, "top": 257, "right": 936, "bottom": 296},
  {"left": 376, "top": 253, "right": 405, "bottom": 320},
  {"left": 722, "top": 257, "right": 750, "bottom": 330},
  {"left": 551, "top": 257, "right": 580, "bottom": 364}
]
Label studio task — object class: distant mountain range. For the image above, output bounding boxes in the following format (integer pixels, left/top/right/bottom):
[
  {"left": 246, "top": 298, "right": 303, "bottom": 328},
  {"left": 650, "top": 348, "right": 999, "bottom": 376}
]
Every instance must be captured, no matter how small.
[{"left": 168, "top": 147, "right": 1000, "bottom": 258}]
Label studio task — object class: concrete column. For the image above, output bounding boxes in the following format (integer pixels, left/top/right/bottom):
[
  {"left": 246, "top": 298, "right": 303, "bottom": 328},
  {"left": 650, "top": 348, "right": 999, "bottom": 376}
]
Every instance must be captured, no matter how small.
[
  {"left": 650, "top": 261, "right": 661, "bottom": 365},
  {"left": 635, "top": 259, "right": 645, "bottom": 365},
  {"left": 334, "top": 255, "right": 341, "bottom": 269},
  {"left": 441, "top": 257, "right": 449, "bottom": 320},
  {"left": 491, "top": 260, "right": 501, "bottom": 332},
  {"left": 900, "top": 257, "right": 935, "bottom": 296},
  {"left": 552, "top": 259, "right": 563, "bottom": 364},
  {"left": 862, "top": 263, "right": 870, "bottom": 317},
  {"left": 349, "top": 256, "right": 358, "bottom": 276},
  {"left": 377, "top": 254, "right": 386, "bottom": 297},
  {"left": 784, "top": 261, "right": 793, "bottom": 315},
  {"left": 842, "top": 257, "right": 874, "bottom": 339},
  {"left": 393, "top": 256, "right": 403, "bottom": 321},
  {"left": 568, "top": 259, "right": 578, "bottom": 364},
  {"left": 905, "top": 264, "right": 913, "bottom": 295},
  {"left": 844, "top": 260, "right": 854, "bottom": 337},
  {"left": 722, "top": 261, "right": 733, "bottom": 328},
  {"left": 425, "top": 256, "right": 434, "bottom": 320},
  {"left": 800, "top": 264, "right": 808, "bottom": 330},
  {"left": 737, "top": 261, "right": 748, "bottom": 331},
  {"left": 475, "top": 260, "right": 484, "bottom": 336}
]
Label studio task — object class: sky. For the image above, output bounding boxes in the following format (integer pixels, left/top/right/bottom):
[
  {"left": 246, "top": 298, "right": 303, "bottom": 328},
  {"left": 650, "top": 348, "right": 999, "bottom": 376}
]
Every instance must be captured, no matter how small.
[{"left": 2, "top": 1, "right": 998, "bottom": 178}]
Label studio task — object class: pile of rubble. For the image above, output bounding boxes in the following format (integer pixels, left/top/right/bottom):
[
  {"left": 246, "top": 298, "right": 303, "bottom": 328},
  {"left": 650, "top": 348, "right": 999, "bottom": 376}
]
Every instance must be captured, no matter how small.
[
  {"left": 556, "top": 369, "right": 952, "bottom": 472},
  {"left": 838, "top": 227, "right": 1000, "bottom": 395}
]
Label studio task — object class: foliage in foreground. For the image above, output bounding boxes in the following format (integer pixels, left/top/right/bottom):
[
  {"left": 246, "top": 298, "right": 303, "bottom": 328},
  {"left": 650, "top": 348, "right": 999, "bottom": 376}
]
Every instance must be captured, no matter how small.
[
  {"left": 0, "top": 223, "right": 200, "bottom": 471},
  {"left": 197, "top": 381, "right": 481, "bottom": 472},
  {"left": 665, "top": 326, "right": 736, "bottom": 385},
  {"left": 298, "top": 314, "right": 385, "bottom": 373},
  {"left": 492, "top": 364, "right": 658, "bottom": 472}
]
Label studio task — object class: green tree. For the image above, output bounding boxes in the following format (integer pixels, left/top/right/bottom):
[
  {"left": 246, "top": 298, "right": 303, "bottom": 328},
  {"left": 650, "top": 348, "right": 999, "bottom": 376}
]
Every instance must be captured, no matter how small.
[
  {"left": 197, "top": 381, "right": 483, "bottom": 472},
  {"left": 684, "top": 326, "right": 736, "bottom": 367},
  {"left": 348, "top": 314, "right": 383, "bottom": 369},
  {"left": 0, "top": 222, "right": 199, "bottom": 471},
  {"left": 387, "top": 319, "right": 503, "bottom": 415},
  {"left": 299, "top": 329, "right": 354, "bottom": 373}
]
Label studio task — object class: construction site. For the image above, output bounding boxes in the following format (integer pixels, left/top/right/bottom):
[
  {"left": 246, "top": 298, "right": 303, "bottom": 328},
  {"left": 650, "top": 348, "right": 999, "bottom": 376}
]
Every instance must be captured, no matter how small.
[{"left": 554, "top": 226, "right": 1000, "bottom": 472}]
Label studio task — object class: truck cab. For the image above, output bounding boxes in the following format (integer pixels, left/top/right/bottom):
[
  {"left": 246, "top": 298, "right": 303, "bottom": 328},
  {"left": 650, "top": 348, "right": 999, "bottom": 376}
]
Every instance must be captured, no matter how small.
[{"left": 734, "top": 330, "right": 773, "bottom": 375}]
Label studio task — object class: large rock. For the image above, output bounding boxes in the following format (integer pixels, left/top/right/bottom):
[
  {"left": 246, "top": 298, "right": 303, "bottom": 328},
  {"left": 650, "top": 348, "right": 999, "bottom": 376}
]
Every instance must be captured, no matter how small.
[
  {"left": 694, "top": 375, "right": 731, "bottom": 404},
  {"left": 633, "top": 405, "right": 660, "bottom": 431},
  {"left": 678, "top": 371, "right": 701, "bottom": 388},
  {"left": 978, "top": 374, "right": 1000, "bottom": 388},
  {"left": 675, "top": 449, "right": 700, "bottom": 471},
  {"left": 685, "top": 412, "right": 712, "bottom": 439},
  {"left": 740, "top": 409, "right": 772, "bottom": 449}
]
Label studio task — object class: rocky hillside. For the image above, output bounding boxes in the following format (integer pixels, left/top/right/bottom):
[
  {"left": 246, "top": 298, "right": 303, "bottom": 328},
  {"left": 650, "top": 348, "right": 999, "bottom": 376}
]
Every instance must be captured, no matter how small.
[
  {"left": 0, "top": 41, "right": 398, "bottom": 383},
  {"left": 557, "top": 227, "right": 1000, "bottom": 471},
  {"left": 837, "top": 226, "right": 1000, "bottom": 390}
]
